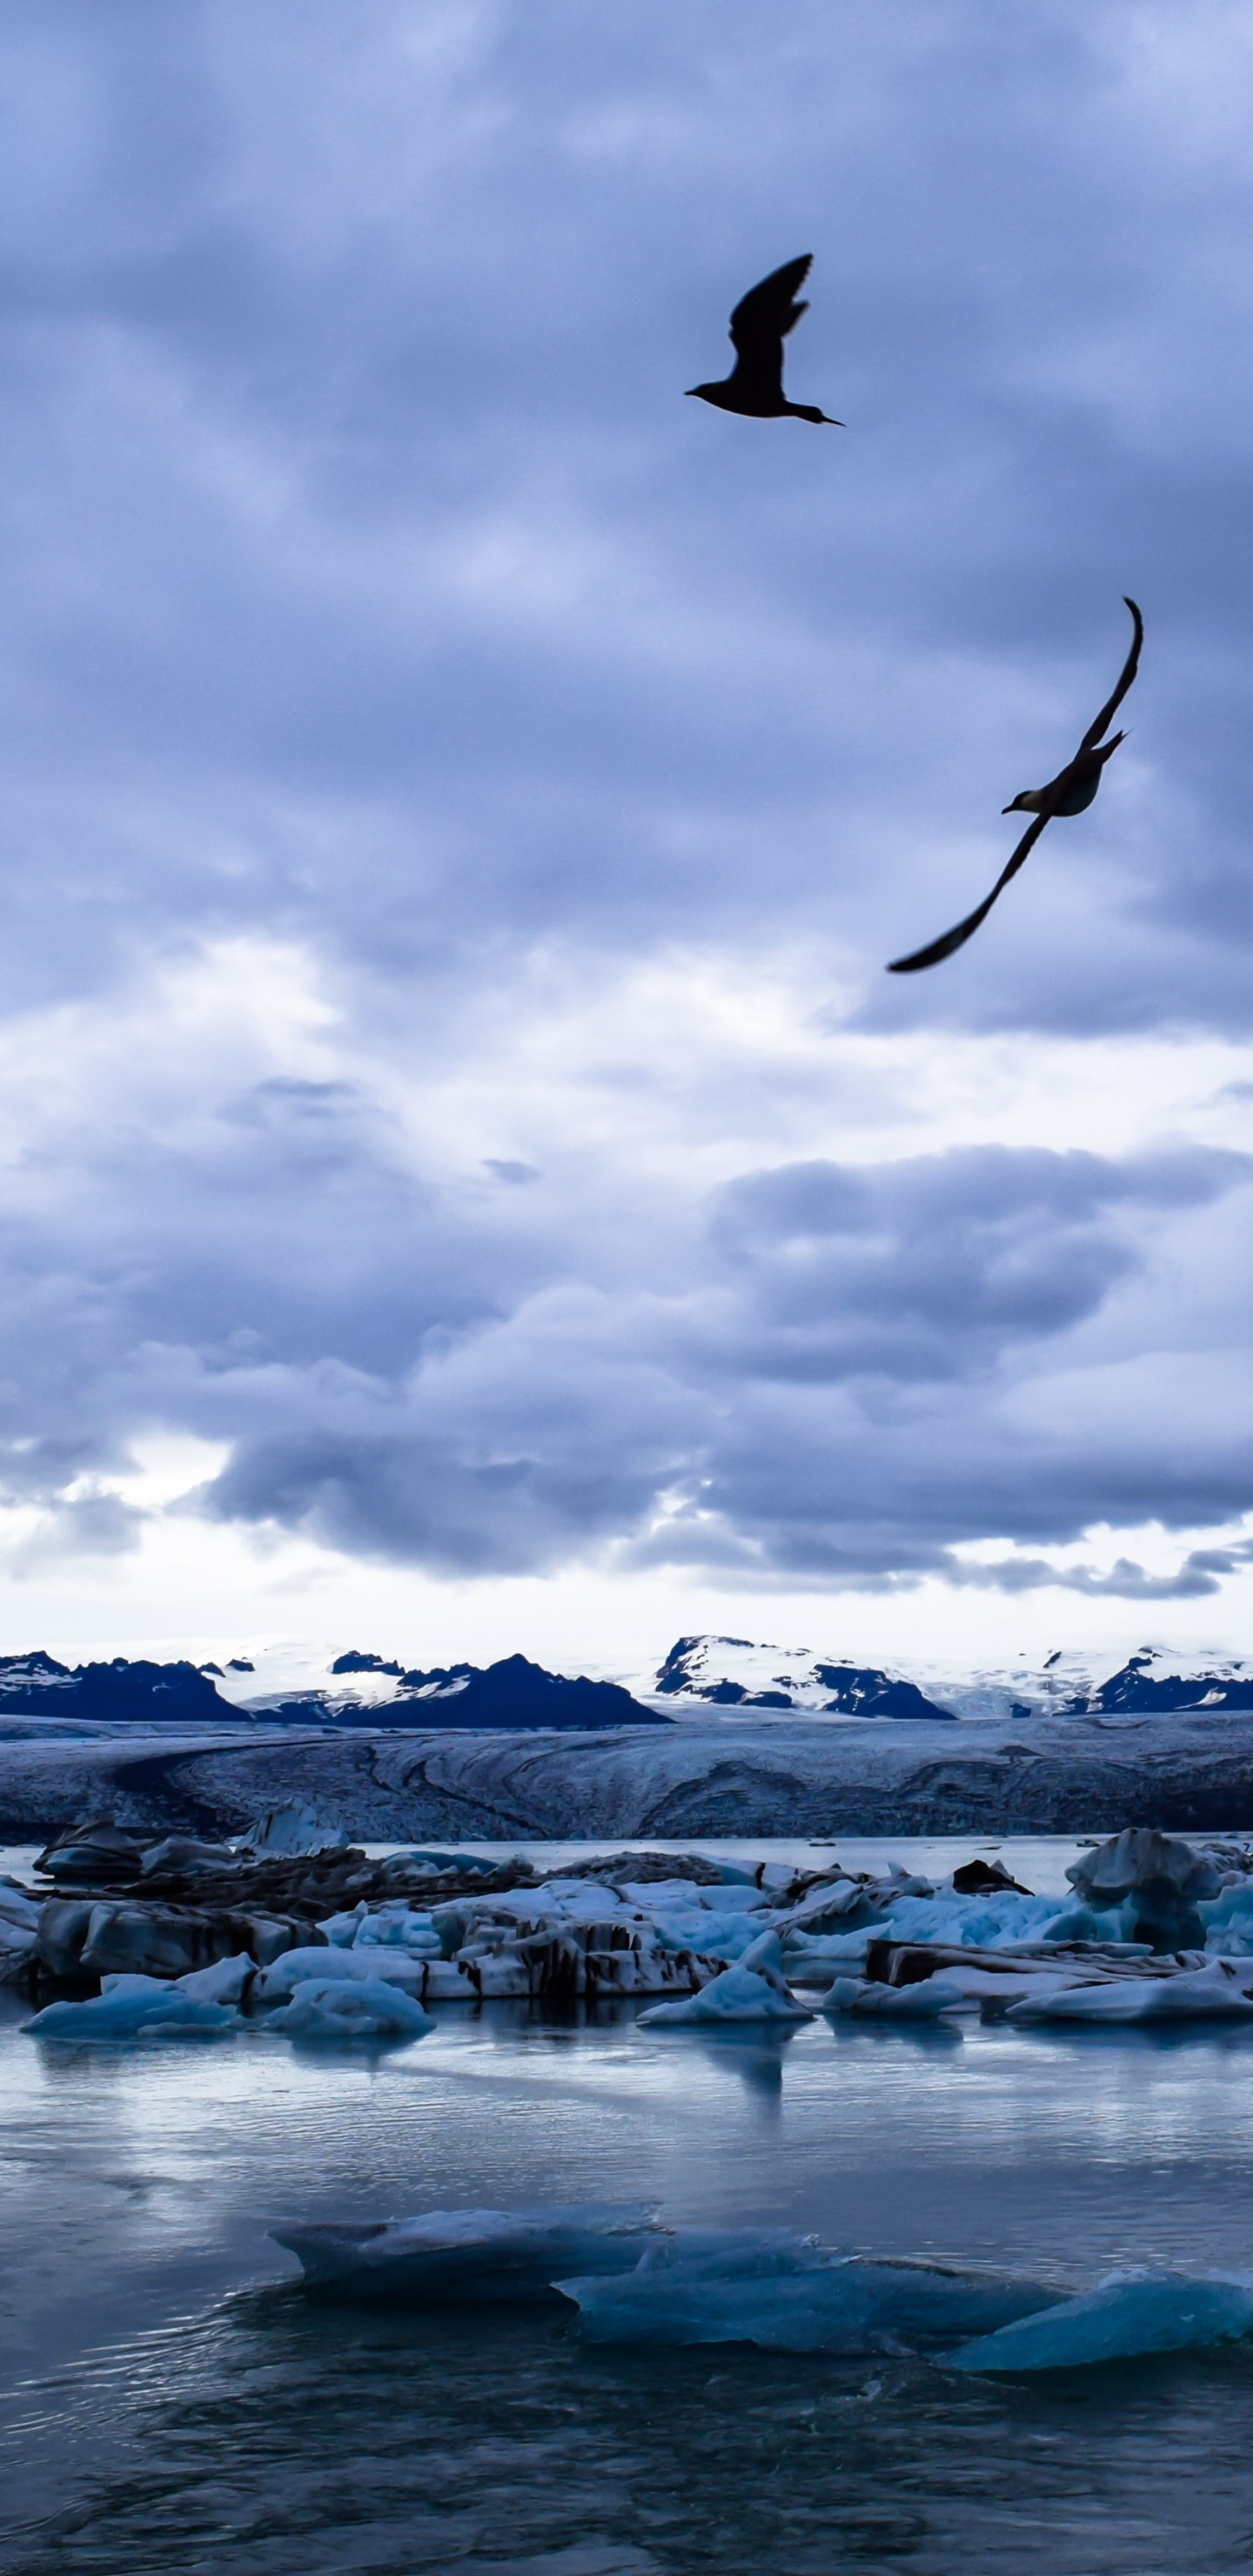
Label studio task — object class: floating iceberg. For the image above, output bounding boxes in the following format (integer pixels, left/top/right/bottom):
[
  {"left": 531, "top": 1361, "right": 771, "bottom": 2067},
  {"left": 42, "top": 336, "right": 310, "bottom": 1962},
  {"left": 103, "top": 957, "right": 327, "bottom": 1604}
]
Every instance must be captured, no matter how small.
[
  {"left": 637, "top": 1932, "right": 812, "bottom": 2026},
  {"left": 867, "top": 1889, "right": 1080, "bottom": 1950},
  {"left": 273, "top": 2204, "right": 660, "bottom": 2298},
  {"left": 559, "top": 2244, "right": 1062, "bottom": 2352},
  {"left": 949, "top": 2271, "right": 1253, "bottom": 2371},
  {"left": 1065, "top": 1828, "right": 1222, "bottom": 1953},
  {"left": 823, "top": 1974, "right": 963, "bottom": 2019},
  {"left": 251, "top": 1943, "right": 430, "bottom": 2003},
  {"left": 0, "top": 1875, "right": 40, "bottom": 1982},
  {"left": 1006, "top": 1958, "right": 1253, "bottom": 2024},
  {"left": 1199, "top": 1878, "right": 1253, "bottom": 1955},
  {"left": 271, "top": 2199, "right": 1253, "bottom": 2374},
  {"left": 321, "top": 1900, "right": 442, "bottom": 1955},
  {"left": 23, "top": 1958, "right": 252, "bottom": 2041},
  {"left": 268, "top": 1974, "right": 434, "bottom": 2042},
  {"left": 236, "top": 1801, "right": 349, "bottom": 1857}
]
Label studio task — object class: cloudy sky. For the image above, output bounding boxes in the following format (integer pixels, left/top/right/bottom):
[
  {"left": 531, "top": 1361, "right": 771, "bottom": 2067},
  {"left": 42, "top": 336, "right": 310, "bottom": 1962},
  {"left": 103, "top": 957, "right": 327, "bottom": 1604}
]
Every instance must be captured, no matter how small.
[{"left": 2, "top": 0, "right": 1253, "bottom": 1684}]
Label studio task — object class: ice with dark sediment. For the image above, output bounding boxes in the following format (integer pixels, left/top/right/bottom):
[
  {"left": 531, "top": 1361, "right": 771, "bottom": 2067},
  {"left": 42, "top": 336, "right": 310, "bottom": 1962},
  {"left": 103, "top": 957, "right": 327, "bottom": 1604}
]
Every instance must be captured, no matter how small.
[
  {"left": 637, "top": 1930, "right": 813, "bottom": 2025},
  {"left": 1005, "top": 1958, "right": 1253, "bottom": 2023},
  {"left": 17, "top": 1817, "right": 1253, "bottom": 2040}
]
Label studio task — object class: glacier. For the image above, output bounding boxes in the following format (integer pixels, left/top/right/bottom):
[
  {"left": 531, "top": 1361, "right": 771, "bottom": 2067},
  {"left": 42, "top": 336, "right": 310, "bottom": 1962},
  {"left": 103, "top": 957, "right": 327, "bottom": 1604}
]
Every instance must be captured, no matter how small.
[{"left": 9, "top": 1698, "right": 1253, "bottom": 1846}]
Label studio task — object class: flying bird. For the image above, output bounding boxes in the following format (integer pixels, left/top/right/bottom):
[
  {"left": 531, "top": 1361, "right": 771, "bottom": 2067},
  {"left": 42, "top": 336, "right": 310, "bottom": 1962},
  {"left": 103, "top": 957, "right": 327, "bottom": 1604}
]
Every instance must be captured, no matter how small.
[
  {"left": 887, "top": 596, "right": 1143, "bottom": 974},
  {"left": 687, "top": 255, "right": 842, "bottom": 426}
]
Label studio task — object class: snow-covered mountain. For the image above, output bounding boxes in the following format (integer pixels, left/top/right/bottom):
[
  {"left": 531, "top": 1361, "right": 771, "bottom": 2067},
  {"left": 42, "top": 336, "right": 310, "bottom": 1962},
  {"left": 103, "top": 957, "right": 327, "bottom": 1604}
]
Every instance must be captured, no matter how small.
[
  {"left": 0, "top": 1648, "right": 666, "bottom": 1736},
  {"left": 642, "top": 1638, "right": 1253, "bottom": 1725},
  {"left": 234, "top": 1652, "right": 666, "bottom": 1733},
  {"left": 648, "top": 1636, "right": 956, "bottom": 1721},
  {"left": 2, "top": 1637, "right": 1252, "bottom": 1745},
  {"left": 0, "top": 1652, "right": 229, "bottom": 1729}
]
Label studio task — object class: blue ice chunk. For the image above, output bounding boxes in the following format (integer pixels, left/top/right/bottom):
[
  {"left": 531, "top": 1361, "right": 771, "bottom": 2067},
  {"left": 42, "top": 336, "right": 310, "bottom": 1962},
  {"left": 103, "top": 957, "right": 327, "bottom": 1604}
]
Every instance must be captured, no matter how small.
[
  {"left": 389, "top": 1849, "right": 497, "bottom": 1873},
  {"left": 1201, "top": 1882, "right": 1253, "bottom": 1954},
  {"left": 1040, "top": 1903, "right": 1129, "bottom": 1944},
  {"left": 874, "top": 1892, "right": 1068, "bottom": 1949},
  {"left": 949, "top": 2271, "right": 1253, "bottom": 2371},
  {"left": 559, "top": 2247, "right": 1062, "bottom": 2351},
  {"left": 251, "top": 1944, "right": 431, "bottom": 2002},
  {"left": 269, "top": 1974, "right": 434, "bottom": 2041},
  {"left": 23, "top": 1973, "right": 241, "bottom": 2042},
  {"left": 272, "top": 2204, "right": 661, "bottom": 2298}
]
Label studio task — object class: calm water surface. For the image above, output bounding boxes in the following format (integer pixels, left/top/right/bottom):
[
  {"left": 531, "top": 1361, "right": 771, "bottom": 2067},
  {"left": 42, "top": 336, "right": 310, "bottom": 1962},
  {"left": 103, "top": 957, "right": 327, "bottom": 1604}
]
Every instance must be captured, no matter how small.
[{"left": 3, "top": 1835, "right": 1252, "bottom": 2573}]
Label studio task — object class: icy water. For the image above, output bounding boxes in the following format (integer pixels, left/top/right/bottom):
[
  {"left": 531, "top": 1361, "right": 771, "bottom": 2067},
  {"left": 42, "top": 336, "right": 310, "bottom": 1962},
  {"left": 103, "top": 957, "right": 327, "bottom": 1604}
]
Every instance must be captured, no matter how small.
[{"left": 4, "top": 1836, "right": 1253, "bottom": 2573}]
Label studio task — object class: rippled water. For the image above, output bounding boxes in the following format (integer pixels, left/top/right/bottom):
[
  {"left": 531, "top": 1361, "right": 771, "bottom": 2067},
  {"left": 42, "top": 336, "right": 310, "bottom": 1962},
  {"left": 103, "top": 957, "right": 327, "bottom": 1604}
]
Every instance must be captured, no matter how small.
[{"left": 3, "top": 1835, "right": 1253, "bottom": 2573}]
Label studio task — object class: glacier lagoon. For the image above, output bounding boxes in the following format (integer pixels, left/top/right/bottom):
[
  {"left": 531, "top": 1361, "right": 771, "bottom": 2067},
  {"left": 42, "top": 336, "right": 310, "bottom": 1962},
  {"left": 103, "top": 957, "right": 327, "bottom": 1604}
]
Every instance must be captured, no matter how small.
[{"left": 6, "top": 1837, "right": 1253, "bottom": 2572}]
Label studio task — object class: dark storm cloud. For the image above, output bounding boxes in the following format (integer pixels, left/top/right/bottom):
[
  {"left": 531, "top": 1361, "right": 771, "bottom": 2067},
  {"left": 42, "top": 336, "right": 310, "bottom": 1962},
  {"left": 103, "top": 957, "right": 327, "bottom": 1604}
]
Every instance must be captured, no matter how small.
[
  {"left": 1, "top": 5, "right": 1253, "bottom": 1599},
  {"left": 705, "top": 1147, "right": 1243, "bottom": 1385},
  {"left": 186, "top": 1133, "right": 1253, "bottom": 1580},
  {"left": 1, "top": 2, "right": 1252, "bottom": 1016}
]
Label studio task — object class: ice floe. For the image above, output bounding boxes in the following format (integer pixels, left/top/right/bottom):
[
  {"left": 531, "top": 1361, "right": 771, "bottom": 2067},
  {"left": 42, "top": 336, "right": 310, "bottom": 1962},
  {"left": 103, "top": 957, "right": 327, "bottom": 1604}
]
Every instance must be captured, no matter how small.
[
  {"left": 272, "top": 2206, "right": 661, "bottom": 2298},
  {"left": 1004, "top": 1957, "right": 1253, "bottom": 2023},
  {"left": 558, "top": 2245, "right": 1062, "bottom": 2351},
  {"left": 269, "top": 1975, "right": 435, "bottom": 2042},
  {"left": 271, "top": 2198, "right": 1253, "bottom": 2376},
  {"left": 823, "top": 1973, "right": 966, "bottom": 2019},
  {"left": 16, "top": 1821, "right": 1253, "bottom": 2053},
  {"left": 948, "top": 2271, "right": 1253, "bottom": 2371},
  {"left": 0, "top": 1875, "right": 41, "bottom": 1982},
  {"left": 251, "top": 1943, "right": 432, "bottom": 2003},
  {"left": 23, "top": 1966, "right": 249, "bottom": 2041},
  {"left": 235, "top": 1800, "right": 350, "bottom": 1857}
]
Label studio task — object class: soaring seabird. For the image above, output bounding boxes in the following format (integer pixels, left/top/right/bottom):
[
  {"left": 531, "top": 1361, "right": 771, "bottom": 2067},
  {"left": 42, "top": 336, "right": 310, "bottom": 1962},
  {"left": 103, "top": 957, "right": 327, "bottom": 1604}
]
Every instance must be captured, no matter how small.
[
  {"left": 887, "top": 597, "right": 1143, "bottom": 975},
  {"left": 687, "top": 255, "right": 842, "bottom": 426}
]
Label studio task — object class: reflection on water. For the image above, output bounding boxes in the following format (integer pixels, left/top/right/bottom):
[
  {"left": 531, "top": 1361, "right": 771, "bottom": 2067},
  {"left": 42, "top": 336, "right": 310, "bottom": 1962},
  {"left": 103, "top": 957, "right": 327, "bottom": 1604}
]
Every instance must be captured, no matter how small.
[{"left": 3, "top": 1833, "right": 1253, "bottom": 2568}]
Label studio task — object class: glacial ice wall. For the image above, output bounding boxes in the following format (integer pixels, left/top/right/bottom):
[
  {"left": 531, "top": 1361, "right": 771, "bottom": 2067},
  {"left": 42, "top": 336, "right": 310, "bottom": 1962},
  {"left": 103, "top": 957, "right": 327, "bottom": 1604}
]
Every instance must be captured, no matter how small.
[{"left": 5, "top": 1702, "right": 1253, "bottom": 1841}]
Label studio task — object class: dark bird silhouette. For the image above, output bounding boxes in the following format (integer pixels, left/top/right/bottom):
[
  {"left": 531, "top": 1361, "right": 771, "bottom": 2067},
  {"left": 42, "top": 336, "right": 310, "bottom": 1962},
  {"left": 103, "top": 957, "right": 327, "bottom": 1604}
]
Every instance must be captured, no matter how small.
[
  {"left": 687, "top": 256, "right": 842, "bottom": 426},
  {"left": 887, "top": 597, "right": 1143, "bottom": 974}
]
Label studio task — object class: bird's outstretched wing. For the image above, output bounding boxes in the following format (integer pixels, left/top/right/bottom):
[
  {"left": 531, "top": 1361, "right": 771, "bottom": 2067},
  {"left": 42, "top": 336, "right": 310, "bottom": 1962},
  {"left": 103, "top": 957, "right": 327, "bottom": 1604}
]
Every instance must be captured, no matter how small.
[
  {"left": 888, "top": 597, "right": 1143, "bottom": 973},
  {"left": 727, "top": 255, "right": 814, "bottom": 400},
  {"left": 1077, "top": 596, "right": 1143, "bottom": 754},
  {"left": 887, "top": 814, "right": 1049, "bottom": 975}
]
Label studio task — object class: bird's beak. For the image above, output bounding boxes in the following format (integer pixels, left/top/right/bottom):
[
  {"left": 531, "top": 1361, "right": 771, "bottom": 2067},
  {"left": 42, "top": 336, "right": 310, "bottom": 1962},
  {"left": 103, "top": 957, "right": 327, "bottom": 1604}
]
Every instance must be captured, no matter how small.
[{"left": 1002, "top": 799, "right": 1022, "bottom": 815}]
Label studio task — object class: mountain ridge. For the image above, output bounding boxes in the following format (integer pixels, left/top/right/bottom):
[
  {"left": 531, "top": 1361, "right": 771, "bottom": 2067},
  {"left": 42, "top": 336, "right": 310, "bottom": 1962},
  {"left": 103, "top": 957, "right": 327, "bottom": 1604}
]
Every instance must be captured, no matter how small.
[{"left": 0, "top": 1638, "right": 1250, "bottom": 1741}]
